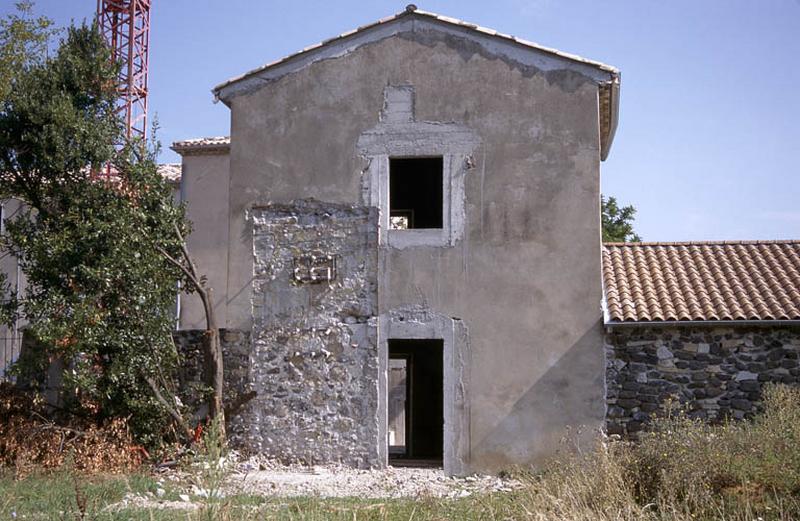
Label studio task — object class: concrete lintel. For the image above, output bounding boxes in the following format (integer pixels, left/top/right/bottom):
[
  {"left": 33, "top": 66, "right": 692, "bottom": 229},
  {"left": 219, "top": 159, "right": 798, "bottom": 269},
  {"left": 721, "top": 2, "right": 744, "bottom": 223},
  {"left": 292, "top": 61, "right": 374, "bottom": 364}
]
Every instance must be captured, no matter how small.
[{"left": 358, "top": 123, "right": 480, "bottom": 157}]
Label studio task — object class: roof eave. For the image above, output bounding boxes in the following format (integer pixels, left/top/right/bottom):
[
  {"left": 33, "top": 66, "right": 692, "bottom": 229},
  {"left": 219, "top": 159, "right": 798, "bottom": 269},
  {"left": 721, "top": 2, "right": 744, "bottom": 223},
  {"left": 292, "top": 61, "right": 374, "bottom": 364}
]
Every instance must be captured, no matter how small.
[
  {"left": 170, "top": 139, "right": 231, "bottom": 157},
  {"left": 606, "top": 319, "right": 800, "bottom": 329},
  {"left": 212, "top": 9, "right": 619, "bottom": 106},
  {"left": 600, "top": 74, "right": 620, "bottom": 161}
]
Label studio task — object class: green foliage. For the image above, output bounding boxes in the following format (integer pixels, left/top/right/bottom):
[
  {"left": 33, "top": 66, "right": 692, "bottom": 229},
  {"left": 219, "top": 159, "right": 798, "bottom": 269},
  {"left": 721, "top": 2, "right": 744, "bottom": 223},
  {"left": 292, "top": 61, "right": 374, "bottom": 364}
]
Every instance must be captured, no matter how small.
[
  {"left": 0, "top": 21, "right": 190, "bottom": 447},
  {"left": 4, "top": 147, "right": 189, "bottom": 446},
  {"left": 0, "top": 271, "right": 14, "bottom": 327},
  {"left": 602, "top": 195, "right": 641, "bottom": 243},
  {"left": 0, "top": 22, "right": 118, "bottom": 204},
  {"left": 0, "top": 1, "right": 57, "bottom": 101}
]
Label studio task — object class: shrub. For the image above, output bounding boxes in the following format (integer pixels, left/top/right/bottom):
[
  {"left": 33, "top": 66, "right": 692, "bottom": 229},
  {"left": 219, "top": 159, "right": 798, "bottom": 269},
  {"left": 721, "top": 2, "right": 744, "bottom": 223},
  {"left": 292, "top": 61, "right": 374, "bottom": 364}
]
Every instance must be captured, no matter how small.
[{"left": 508, "top": 384, "right": 800, "bottom": 520}]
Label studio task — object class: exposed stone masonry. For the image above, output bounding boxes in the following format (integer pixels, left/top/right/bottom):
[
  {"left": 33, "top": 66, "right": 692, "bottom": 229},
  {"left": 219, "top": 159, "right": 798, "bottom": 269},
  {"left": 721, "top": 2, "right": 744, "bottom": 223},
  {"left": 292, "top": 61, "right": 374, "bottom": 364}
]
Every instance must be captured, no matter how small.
[
  {"left": 239, "top": 199, "right": 380, "bottom": 467},
  {"left": 172, "top": 328, "right": 250, "bottom": 421},
  {"left": 605, "top": 326, "right": 800, "bottom": 436}
]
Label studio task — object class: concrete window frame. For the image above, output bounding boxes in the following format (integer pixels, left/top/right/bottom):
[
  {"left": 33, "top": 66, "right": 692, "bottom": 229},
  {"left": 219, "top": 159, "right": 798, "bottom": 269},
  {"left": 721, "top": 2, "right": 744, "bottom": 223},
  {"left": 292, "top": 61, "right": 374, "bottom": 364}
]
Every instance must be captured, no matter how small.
[
  {"left": 365, "top": 153, "right": 465, "bottom": 248},
  {"left": 357, "top": 86, "right": 480, "bottom": 249}
]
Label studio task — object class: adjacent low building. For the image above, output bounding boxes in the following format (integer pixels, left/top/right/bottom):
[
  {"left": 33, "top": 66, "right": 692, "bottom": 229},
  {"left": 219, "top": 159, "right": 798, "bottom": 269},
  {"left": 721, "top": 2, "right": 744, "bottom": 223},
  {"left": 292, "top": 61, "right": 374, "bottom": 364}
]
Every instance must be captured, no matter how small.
[{"left": 603, "top": 241, "right": 800, "bottom": 435}]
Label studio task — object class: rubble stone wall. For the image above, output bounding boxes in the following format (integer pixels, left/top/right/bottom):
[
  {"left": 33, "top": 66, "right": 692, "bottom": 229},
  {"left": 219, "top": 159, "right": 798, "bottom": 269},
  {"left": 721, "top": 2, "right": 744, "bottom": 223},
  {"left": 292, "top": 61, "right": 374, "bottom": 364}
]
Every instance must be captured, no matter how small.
[
  {"left": 236, "top": 199, "right": 380, "bottom": 467},
  {"left": 172, "top": 328, "right": 250, "bottom": 419},
  {"left": 605, "top": 326, "right": 800, "bottom": 436}
]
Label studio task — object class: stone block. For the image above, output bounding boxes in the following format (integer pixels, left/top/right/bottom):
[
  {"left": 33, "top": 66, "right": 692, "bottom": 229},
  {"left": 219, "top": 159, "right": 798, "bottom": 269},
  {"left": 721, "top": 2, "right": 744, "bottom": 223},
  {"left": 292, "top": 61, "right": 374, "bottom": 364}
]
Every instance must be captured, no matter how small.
[{"left": 735, "top": 371, "right": 758, "bottom": 381}]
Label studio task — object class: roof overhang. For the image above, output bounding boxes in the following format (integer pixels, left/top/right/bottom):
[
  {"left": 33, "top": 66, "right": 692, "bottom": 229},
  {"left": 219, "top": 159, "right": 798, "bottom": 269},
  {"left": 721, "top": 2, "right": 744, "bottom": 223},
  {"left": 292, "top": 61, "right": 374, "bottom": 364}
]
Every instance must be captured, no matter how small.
[
  {"left": 170, "top": 136, "right": 231, "bottom": 156},
  {"left": 599, "top": 77, "right": 620, "bottom": 161},
  {"left": 606, "top": 319, "right": 800, "bottom": 329}
]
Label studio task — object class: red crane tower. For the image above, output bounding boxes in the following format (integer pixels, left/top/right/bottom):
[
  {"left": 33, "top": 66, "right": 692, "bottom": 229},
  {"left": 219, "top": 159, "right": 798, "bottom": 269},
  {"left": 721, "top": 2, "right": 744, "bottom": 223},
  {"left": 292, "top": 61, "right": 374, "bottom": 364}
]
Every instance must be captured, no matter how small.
[{"left": 96, "top": 0, "right": 151, "bottom": 143}]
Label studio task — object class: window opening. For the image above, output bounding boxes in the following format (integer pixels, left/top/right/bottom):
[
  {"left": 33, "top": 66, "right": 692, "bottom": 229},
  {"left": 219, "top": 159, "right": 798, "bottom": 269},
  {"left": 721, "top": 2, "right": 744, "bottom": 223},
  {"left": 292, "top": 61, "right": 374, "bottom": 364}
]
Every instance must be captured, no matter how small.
[{"left": 389, "top": 157, "right": 443, "bottom": 229}]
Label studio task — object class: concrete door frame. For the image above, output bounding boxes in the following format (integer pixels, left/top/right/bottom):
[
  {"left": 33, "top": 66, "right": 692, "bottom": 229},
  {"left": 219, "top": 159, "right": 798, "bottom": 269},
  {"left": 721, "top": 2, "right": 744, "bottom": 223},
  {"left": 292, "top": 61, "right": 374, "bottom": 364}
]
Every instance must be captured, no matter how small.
[{"left": 378, "top": 307, "right": 471, "bottom": 475}]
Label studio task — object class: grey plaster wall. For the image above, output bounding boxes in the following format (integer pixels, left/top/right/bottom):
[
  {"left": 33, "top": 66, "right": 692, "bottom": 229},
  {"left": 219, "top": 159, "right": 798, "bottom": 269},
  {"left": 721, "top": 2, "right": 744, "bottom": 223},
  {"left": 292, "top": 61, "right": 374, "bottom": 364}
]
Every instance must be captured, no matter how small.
[
  {"left": 224, "top": 30, "right": 607, "bottom": 472},
  {"left": 240, "top": 200, "right": 380, "bottom": 467},
  {"left": 0, "top": 199, "right": 27, "bottom": 378},
  {"left": 178, "top": 153, "right": 230, "bottom": 330},
  {"left": 606, "top": 326, "right": 800, "bottom": 437}
]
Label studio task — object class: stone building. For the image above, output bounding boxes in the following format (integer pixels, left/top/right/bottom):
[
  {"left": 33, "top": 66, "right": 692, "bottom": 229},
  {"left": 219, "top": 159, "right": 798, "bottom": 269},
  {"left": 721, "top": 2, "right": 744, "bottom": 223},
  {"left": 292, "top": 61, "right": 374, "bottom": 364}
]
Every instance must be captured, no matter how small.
[
  {"left": 173, "top": 6, "right": 621, "bottom": 474},
  {"left": 602, "top": 241, "right": 800, "bottom": 436},
  {"left": 3, "top": 6, "right": 798, "bottom": 476},
  {"left": 171, "top": 8, "right": 800, "bottom": 475}
]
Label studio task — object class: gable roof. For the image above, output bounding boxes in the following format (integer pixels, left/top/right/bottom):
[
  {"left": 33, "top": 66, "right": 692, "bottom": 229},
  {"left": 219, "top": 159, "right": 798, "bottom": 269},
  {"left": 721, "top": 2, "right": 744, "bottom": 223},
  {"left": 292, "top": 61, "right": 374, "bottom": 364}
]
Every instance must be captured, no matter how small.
[
  {"left": 602, "top": 241, "right": 800, "bottom": 324},
  {"left": 212, "top": 6, "right": 621, "bottom": 160}
]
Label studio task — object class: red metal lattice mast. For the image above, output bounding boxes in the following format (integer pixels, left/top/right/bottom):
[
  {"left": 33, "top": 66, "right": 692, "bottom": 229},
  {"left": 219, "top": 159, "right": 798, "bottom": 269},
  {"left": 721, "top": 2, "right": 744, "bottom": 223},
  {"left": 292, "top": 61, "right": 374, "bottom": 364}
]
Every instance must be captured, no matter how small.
[{"left": 96, "top": 0, "right": 151, "bottom": 143}]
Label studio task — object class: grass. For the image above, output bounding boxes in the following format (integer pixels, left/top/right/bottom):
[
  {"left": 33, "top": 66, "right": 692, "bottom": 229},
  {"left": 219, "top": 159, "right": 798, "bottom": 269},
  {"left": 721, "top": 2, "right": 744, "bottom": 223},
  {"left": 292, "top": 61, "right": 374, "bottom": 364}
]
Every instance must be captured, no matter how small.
[
  {"left": 0, "top": 469, "right": 168, "bottom": 520},
  {"left": 3, "top": 384, "right": 800, "bottom": 520}
]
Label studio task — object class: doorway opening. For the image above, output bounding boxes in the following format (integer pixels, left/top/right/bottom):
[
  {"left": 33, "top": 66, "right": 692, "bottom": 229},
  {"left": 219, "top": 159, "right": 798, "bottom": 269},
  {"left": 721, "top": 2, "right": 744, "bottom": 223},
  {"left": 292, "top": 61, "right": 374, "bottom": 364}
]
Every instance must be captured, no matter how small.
[{"left": 388, "top": 339, "right": 443, "bottom": 466}]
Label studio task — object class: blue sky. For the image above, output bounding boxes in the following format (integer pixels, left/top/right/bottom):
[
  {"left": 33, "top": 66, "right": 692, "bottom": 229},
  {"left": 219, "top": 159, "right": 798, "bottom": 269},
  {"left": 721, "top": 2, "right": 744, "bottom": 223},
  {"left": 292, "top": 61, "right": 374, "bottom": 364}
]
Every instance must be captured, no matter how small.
[{"left": 6, "top": 1, "right": 800, "bottom": 241}]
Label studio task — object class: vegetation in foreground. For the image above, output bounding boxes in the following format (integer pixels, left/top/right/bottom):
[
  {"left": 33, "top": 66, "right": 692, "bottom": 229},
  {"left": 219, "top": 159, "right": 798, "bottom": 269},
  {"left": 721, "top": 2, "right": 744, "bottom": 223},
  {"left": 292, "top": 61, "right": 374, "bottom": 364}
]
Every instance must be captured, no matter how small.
[{"left": 1, "top": 384, "right": 799, "bottom": 520}]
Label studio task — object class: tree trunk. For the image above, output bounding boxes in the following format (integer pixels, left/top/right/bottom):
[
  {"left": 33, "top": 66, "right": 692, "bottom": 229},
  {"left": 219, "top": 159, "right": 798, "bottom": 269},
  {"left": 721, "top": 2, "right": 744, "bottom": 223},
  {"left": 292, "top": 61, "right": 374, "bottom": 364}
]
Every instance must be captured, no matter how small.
[
  {"left": 199, "top": 286, "right": 225, "bottom": 440},
  {"left": 202, "top": 326, "right": 225, "bottom": 438},
  {"left": 158, "top": 227, "right": 226, "bottom": 442}
]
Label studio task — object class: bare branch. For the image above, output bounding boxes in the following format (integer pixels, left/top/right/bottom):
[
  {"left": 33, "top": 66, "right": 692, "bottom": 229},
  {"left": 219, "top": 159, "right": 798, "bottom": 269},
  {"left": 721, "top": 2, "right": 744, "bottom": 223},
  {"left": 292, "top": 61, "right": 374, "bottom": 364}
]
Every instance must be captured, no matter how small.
[
  {"left": 144, "top": 375, "right": 194, "bottom": 442},
  {"left": 155, "top": 244, "right": 202, "bottom": 290},
  {"left": 173, "top": 223, "right": 201, "bottom": 283}
]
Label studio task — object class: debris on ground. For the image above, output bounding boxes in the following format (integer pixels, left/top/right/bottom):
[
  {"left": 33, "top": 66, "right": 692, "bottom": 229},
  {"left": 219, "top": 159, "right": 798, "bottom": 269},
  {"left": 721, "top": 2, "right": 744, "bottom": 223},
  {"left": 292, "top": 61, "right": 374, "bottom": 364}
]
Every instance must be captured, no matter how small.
[
  {"left": 225, "top": 456, "right": 521, "bottom": 499},
  {"left": 103, "top": 453, "right": 522, "bottom": 511},
  {"left": 0, "top": 382, "right": 143, "bottom": 476}
]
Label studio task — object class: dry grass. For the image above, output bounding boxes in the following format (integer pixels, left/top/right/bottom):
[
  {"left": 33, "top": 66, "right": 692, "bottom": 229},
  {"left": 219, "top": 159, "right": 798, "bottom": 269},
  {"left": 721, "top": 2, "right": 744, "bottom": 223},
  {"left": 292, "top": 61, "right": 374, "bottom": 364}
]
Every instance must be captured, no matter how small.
[
  {"left": 509, "top": 384, "right": 800, "bottom": 520},
  {"left": 3, "top": 384, "right": 800, "bottom": 520},
  {"left": 0, "top": 382, "right": 143, "bottom": 476}
]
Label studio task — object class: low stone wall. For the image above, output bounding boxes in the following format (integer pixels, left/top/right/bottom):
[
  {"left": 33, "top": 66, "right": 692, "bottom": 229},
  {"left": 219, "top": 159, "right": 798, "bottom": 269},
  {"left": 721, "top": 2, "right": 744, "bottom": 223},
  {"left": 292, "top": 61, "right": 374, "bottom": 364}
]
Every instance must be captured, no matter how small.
[
  {"left": 605, "top": 326, "right": 800, "bottom": 436},
  {"left": 173, "top": 328, "right": 250, "bottom": 421}
]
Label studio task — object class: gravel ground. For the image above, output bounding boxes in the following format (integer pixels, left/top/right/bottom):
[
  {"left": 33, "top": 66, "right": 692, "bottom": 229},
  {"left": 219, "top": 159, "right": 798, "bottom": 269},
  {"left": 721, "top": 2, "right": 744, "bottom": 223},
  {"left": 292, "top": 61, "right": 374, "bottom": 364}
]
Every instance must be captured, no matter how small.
[
  {"left": 227, "top": 461, "right": 521, "bottom": 499},
  {"left": 108, "top": 457, "right": 522, "bottom": 512}
]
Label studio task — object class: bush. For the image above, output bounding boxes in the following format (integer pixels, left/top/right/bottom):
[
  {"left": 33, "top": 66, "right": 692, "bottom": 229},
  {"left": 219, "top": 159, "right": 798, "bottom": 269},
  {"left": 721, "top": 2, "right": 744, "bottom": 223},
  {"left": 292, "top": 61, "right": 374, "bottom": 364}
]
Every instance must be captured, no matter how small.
[
  {"left": 0, "top": 383, "right": 143, "bottom": 477},
  {"left": 514, "top": 384, "right": 800, "bottom": 520}
]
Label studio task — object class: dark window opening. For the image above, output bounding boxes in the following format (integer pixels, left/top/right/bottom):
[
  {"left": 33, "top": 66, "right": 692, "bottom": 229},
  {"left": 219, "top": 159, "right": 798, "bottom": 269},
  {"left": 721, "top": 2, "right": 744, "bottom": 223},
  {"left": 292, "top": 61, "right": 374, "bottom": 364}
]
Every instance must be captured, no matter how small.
[
  {"left": 389, "top": 157, "right": 443, "bottom": 229},
  {"left": 388, "top": 339, "right": 444, "bottom": 466}
]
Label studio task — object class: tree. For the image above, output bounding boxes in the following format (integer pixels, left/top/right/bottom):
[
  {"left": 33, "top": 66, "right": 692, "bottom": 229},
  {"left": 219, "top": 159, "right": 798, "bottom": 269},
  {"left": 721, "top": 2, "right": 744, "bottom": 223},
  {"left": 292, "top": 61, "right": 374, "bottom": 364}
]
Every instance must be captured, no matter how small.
[
  {"left": 601, "top": 195, "right": 641, "bottom": 243},
  {"left": 0, "top": 1, "right": 57, "bottom": 101},
  {"left": 156, "top": 222, "right": 225, "bottom": 439},
  {"left": 0, "top": 1, "right": 55, "bottom": 325},
  {"left": 0, "top": 21, "right": 205, "bottom": 446}
]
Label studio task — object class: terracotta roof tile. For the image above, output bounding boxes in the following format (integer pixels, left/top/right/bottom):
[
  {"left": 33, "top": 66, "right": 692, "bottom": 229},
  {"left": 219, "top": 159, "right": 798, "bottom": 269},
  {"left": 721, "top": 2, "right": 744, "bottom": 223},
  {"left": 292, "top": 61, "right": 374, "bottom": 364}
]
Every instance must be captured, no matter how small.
[
  {"left": 170, "top": 136, "right": 230, "bottom": 155},
  {"left": 157, "top": 163, "right": 181, "bottom": 184},
  {"left": 602, "top": 241, "right": 800, "bottom": 323}
]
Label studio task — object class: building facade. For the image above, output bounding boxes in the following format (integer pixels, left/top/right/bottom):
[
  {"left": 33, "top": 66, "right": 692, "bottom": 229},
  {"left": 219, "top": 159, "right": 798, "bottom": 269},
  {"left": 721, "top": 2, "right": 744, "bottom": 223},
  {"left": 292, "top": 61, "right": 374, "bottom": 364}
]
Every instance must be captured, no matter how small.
[{"left": 174, "top": 7, "right": 620, "bottom": 474}]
